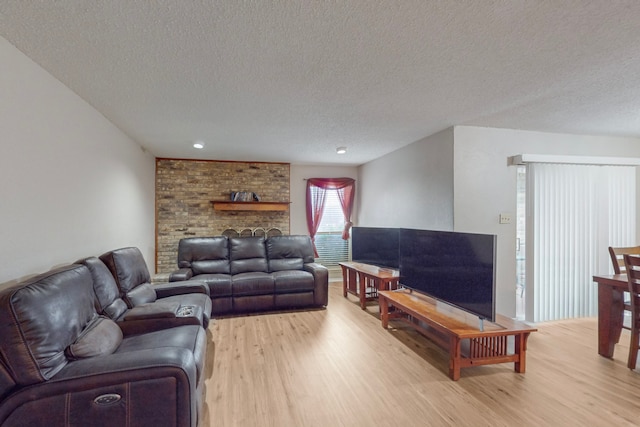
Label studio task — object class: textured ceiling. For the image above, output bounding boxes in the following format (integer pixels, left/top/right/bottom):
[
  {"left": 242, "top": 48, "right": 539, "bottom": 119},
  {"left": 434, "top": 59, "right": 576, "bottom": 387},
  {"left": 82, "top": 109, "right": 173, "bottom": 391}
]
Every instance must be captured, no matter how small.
[{"left": 2, "top": 1, "right": 640, "bottom": 165}]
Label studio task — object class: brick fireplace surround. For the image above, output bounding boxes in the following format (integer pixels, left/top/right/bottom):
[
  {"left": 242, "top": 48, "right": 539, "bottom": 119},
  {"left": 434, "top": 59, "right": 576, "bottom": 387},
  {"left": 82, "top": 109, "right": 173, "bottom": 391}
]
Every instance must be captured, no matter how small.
[{"left": 155, "top": 159, "right": 290, "bottom": 274}]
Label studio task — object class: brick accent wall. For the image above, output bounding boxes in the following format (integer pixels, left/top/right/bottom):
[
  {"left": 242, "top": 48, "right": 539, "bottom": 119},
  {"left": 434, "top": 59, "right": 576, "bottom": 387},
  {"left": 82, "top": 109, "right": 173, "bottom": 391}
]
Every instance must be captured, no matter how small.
[{"left": 155, "top": 159, "right": 290, "bottom": 274}]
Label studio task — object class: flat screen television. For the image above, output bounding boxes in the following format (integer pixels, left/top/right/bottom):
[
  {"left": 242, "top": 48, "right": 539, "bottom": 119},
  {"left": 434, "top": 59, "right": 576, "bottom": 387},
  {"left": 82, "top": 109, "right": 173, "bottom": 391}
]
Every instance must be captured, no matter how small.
[
  {"left": 351, "top": 227, "right": 400, "bottom": 269},
  {"left": 399, "top": 228, "right": 496, "bottom": 322}
]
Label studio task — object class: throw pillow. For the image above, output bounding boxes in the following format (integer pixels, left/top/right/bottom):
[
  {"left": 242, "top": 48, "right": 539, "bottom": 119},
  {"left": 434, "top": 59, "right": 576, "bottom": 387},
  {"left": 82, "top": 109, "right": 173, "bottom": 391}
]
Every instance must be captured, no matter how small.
[{"left": 65, "top": 315, "right": 123, "bottom": 360}]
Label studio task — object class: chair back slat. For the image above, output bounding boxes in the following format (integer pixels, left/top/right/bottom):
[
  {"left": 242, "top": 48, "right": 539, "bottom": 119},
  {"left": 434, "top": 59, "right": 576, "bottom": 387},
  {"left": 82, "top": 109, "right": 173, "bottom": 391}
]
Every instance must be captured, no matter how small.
[
  {"left": 623, "top": 254, "right": 640, "bottom": 370},
  {"left": 626, "top": 255, "right": 640, "bottom": 325}
]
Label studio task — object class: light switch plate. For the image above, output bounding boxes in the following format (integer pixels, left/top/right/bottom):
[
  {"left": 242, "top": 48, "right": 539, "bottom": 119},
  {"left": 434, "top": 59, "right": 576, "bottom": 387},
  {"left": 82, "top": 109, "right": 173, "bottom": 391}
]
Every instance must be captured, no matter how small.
[{"left": 499, "top": 213, "right": 512, "bottom": 224}]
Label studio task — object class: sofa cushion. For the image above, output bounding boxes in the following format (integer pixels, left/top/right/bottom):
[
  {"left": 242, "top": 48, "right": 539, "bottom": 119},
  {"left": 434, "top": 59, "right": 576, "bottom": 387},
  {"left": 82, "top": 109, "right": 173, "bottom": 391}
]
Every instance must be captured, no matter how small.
[
  {"left": 115, "top": 325, "right": 206, "bottom": 382},
  {"left": 193, "top": 273, "right": 233, "bottom": 297},
  {"left": 192, "top": 259, "right": 230, "bottom": 275},
  {"left": 179, "top": 236, "right": 230, "bottom": 274},
  {"left": 230, "top": 237, "right": 268, "bottom": 274},
  {"left": 77, "top": 257, "right": 129, "bottom": 320},
  {"left": 76, "top": 257, "right": 127, "bottom": 319},
  {"left": 65, "top": 315, "right": 123, "bottom": 360},
  {"left": 0, "top": 264, "right": 96, "bottom": 384},
  {"left": 266, "top": 235, "right": 315, "bottom": 272},
  {"left": 100, "top": 247, "right": 152, "bottom": 294},
  {"left": 272, "top": 270, "right": 316, "bottom": 293},
  {"left": 231, "top": 272, "right": 274, "bottom": 296},
  {"left": 270, "top": 257, "right": 304, "bottom": 272}
]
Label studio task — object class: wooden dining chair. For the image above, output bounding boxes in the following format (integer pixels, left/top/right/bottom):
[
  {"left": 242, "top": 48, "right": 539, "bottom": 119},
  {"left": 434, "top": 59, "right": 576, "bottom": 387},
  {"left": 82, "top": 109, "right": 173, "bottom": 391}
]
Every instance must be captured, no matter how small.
[
  {"left": 608, "top": 246, "right": 640, "bottom": 331},
  {"left": 623, "top": 254, "right": 640, "bottom": 370},
  {"left": 609, "top": 246, "right": 640, "bottom": 274}
]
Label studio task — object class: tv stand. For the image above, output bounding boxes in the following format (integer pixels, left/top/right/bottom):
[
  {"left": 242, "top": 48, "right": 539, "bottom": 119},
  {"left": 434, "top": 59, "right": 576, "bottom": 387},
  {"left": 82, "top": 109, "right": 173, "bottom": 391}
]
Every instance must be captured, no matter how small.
[{"left": 379, "top": 289, "right": 537, "bottom": 380}]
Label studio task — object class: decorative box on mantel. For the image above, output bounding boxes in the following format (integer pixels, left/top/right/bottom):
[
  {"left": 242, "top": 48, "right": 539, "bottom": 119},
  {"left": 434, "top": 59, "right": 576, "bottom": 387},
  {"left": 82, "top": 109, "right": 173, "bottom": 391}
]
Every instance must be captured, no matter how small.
[{"left": 211, "top": 201, "right": 291, "bottom": 211}]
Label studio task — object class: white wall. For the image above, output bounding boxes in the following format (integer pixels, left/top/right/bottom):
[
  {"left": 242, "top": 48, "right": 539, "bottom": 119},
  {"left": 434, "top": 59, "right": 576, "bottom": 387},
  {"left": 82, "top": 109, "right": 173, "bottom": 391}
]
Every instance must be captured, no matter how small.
[
  {"left": 356, "top": 124, "right": 640, "bottom": 319},
  {"left": 453, "top": 125, "right": 640, "bottom": 317},
  {"left": 357, "top": 128, "right": 454, "bottom": 229},
  {"left": 290, "top": 164, "right": 359, "bottom": 235},
  {"left": 0, "top": 37, "right": 156, "bottom": 286}
]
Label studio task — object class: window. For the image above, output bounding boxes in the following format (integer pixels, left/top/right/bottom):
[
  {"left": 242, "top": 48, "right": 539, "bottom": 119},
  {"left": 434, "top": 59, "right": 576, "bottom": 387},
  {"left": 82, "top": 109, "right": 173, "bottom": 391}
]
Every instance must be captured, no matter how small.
[
  {"left": 305, "top": 177, "right": 355, "bottom": 268},
  {"left": 312, "top": 188, "right": 349, "bottom": 266}
]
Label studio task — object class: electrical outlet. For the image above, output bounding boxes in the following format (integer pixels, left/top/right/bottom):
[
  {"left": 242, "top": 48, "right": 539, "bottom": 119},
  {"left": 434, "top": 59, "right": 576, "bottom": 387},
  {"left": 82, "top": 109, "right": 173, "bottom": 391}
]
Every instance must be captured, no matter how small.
[{"left": 499, "top": 213, "right": 512, "bottom": 224}]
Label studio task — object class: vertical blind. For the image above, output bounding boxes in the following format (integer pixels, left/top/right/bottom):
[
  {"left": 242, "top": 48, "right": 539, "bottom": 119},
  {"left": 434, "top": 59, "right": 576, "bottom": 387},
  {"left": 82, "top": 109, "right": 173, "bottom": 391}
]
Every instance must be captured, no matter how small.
[{"left": 527, "top": 163, "right": 636, "bottom": 322}]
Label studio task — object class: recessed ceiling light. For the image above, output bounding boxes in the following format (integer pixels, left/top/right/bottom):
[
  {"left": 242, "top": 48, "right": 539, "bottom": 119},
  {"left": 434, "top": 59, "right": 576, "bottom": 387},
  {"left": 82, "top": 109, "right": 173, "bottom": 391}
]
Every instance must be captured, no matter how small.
[
  {"left": 336, "top": 146, "right": 347, "bottom": 154},
  {"left": 193, "top": 141, "right": 204, "bottom": 149}
]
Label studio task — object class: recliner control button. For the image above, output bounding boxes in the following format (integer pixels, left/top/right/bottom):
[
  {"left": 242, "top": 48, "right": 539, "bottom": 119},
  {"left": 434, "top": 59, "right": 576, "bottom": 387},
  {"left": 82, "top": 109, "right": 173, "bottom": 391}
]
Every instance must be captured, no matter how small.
[{"left": 94, "top": 393, "right": 121, "bottom": 406}]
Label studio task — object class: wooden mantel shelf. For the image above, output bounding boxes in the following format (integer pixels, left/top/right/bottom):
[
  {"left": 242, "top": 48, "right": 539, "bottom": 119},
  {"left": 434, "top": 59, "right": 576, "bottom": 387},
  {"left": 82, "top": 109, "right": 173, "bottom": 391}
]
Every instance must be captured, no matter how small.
[{"left": 211, "top": 201, "right": 290, "bottom": 211}]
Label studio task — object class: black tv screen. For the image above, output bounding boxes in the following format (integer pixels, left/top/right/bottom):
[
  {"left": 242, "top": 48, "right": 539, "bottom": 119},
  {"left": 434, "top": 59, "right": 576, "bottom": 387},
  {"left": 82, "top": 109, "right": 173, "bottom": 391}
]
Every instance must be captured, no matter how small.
[
  {"left": 399, "top": 228, "right": 496, "bottom": 322},
  {"left": 351, "top": 227, "right": 399, "bottom": 269}
]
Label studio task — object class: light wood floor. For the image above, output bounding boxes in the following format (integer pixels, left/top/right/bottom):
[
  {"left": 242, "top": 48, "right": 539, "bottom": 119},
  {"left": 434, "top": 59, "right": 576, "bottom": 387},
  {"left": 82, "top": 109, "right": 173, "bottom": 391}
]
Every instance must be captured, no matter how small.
[{"left": 200, "top": 283, "right": 640, "bottom": 427}]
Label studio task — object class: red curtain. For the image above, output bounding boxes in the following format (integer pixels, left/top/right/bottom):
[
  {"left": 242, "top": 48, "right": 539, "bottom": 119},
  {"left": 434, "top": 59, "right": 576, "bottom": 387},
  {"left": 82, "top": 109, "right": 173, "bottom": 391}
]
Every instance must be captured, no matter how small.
[{"left": 306, "top": 177, "right": 356, "bottom": 256}]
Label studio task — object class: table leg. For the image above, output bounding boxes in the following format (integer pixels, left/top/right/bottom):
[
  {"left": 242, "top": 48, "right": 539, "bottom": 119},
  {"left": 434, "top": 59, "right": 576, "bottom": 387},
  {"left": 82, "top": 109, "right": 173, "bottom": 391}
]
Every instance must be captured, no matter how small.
[
  {"left": 381, "top": 279, "right": 399, "bottom": 314},
  {"left": 340, "top": 265, "right": 348, "bottom": 298},
  {"left": 598, "top": 283, "right": 623, "bottom": 358},
  {"left": 348, "top": 269, "right": 357, "bottom": 294},
  {"left": 514, "top": 332, "right": 530, "bottom": 373},
  {"left": 449, "top": 336, "right": 461, "bottom": 381},
  {"left": 380, "top": 294, "right": 389, "bottom": 328},
  {"left": 357, "top": 272, "right": 366, "bottom": 309},
  {"left": 613, "top": 292, "right": 625, "bottom": 344}
]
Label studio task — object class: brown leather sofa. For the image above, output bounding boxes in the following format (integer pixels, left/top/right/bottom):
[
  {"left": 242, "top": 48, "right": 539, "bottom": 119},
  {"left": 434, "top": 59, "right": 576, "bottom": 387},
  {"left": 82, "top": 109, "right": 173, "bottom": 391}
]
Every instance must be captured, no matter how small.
[
  {"left": 0, "top": 263, "right": 208, "bottom": 427},
  {"left": 170, "top": 235, "right": 329, "bottom": 315}
]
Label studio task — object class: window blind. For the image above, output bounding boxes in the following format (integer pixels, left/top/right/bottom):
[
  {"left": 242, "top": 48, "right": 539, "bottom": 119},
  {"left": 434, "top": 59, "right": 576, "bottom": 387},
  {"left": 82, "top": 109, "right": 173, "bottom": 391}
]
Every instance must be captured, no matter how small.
[{"left": 526, "top": 163, "right": 636, "bottom": 322}]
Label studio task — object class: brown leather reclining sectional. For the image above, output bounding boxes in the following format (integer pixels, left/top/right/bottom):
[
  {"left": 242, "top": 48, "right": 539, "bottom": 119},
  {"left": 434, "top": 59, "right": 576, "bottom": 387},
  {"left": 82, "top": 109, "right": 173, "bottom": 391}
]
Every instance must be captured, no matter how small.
[
  {"left": 0, "top": 248, "right": 210, "bottom": 427},
  {"left": 0, "top": 235, "right": 329, "bottom": 426}
]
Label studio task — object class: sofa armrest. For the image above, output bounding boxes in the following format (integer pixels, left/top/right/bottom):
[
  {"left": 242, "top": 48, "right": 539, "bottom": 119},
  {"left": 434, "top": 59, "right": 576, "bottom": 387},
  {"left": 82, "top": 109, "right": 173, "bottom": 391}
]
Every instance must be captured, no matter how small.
[
  {"left": 153, "top": 280, "right": 210, "bottom": 298},
  {"left": 123, "top": 301, "right": 181, "bottom": 320},
  {"left": 54, "top": 347, "right": 197, "bottom": 382},
  {"left": 0, "top": 348, "right": 198, "bottom": 427},
  {"left": 303, "top": 262, "right": 329, "bottom": 307},
  {"left": 170, "top": 268, "right": 193, "bottom": 282}
]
